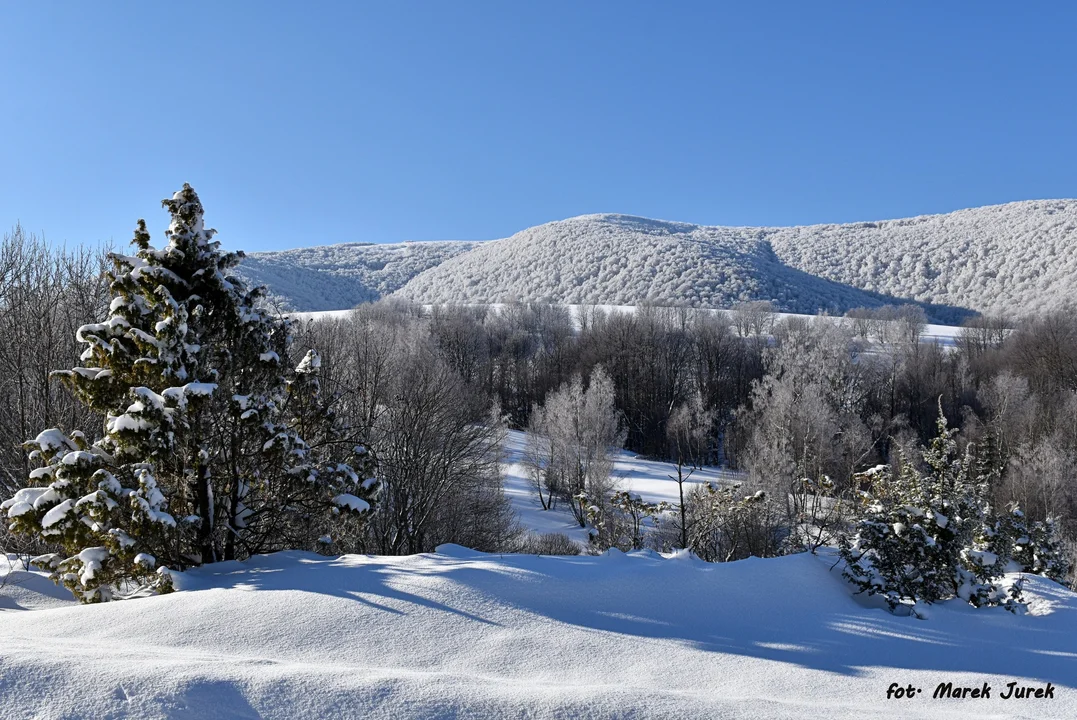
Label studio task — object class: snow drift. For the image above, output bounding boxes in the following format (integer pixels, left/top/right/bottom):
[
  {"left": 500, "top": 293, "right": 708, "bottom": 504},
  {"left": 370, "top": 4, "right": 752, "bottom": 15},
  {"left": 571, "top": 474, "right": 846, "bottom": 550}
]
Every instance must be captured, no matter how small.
[{"left": 1, "top": 548, "right": 1074, "bottom": 719}]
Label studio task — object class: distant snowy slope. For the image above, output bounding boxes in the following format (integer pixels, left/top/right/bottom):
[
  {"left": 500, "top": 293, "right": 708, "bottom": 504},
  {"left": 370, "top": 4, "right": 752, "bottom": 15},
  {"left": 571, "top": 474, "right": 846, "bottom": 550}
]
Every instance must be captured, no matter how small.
[
  {"left": 765, "top": 199, "right": 1077, "bottom": 316},
  {"left": 238, "top": 241, "right": 476, "bottom": 311},
  {"left": 398, "top": 203, "right": 1077, "bottom": 320},
  {"left": 396, "top": 214, "right": 923, "bottom": 318},
  {"left": 240, "top": 200, "right": 1077, "bottom": 319},
  {"left": 1, "top": 549, "right": 1074, "bottom": 719}
]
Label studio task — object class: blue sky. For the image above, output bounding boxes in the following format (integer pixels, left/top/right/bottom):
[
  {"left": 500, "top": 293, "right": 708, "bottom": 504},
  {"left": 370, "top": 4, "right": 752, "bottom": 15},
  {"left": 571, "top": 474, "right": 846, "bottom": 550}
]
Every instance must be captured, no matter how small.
[{"left": 1, "top": 2, "right": 1075, "bottom": 252}]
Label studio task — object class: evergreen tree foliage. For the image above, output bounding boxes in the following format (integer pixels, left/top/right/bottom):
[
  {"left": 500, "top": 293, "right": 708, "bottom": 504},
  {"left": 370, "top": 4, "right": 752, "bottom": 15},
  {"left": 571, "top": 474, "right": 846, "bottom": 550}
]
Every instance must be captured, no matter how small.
[
  {"left": 0, "top": 185, "right": 376, "bottom": 602},
  {"left": 986, "top": 504, "right": 1070, "bottom": 583},
  {"left": 840, "top": 405, "right": 1022, "bottom": 616}
]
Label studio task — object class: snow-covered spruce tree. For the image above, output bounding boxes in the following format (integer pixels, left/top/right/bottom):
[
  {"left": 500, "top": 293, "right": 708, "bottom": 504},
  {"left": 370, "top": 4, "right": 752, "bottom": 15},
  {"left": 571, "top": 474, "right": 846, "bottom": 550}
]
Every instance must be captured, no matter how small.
[
  {"left": 2, "top": 429, "right": 176, "bottom": 602},
  {"left": 0, "top": 185, "right": 376, "bottom": 601},
  {"left": 840, "top": 405, "right": 1021, "bottom": 616},
  {"left": 985, "top": 503, "right": 1070, "bottom": 583}
]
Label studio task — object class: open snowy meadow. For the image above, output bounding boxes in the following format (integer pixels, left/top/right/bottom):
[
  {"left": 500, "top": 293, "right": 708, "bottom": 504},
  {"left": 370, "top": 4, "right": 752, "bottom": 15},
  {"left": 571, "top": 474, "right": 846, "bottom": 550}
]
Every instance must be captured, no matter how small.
[{"left": 1, "top": 542, "right": 1074, "bottom": 719}]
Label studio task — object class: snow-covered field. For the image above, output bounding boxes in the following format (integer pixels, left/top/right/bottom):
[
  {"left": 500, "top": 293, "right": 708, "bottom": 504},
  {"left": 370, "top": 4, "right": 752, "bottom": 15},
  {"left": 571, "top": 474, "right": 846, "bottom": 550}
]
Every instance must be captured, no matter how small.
[
  {"left": 0, "top": 310, "right": 1050, "bottom": 719},
  {"left": 501, "top": 429, "right": 743, "bottom": 546},
  {"left": 250, "top": 200, "right": 1077, "bottom": 320},
  {"left": 1, "top": 547, "right": 1073, "bottom": 719}
]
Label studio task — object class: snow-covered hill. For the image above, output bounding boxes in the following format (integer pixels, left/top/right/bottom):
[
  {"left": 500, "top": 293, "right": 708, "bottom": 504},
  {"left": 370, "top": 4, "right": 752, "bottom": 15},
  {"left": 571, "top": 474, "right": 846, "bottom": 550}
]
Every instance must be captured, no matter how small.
[
  {"left": 245, "top": 201, "right": 1077, "bottom": 322},
  {"left": 397, "top": 214, "right": 923, "bottom": 317},
  {"left": 239, "top": 241, "right": 476, "bottom": 311},
  {"left": 765, "top": 199, "right": 1077, "bottom": 317},
  {"left": 399, "top": 203, "right": 1076, "bottom": 321},
  {"left": 1, "top": 548, "right": 1073, "bottom": 719}
]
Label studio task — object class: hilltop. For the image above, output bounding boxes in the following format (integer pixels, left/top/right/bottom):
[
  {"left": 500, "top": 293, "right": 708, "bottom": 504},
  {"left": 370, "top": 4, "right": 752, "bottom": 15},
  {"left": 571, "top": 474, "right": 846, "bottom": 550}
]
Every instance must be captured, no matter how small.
[{"left": 240, "top": 200, "right": 1077, "bottom": 322}]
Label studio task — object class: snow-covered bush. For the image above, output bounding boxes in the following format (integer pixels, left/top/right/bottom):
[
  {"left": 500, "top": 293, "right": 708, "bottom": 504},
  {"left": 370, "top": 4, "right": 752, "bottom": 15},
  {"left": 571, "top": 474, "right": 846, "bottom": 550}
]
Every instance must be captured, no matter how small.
[
  {"left": 582, "top": 490, "right": 668, "bottom": 552},
  {"left": 2, "top": 430, "right": 175, "bottom": 601},
  {"left": 682, "top": 482, "right": 781, "bottom": 562},
  {"left": 985, "top": 504, "right": 1069, "bottom": 583},
  {"left": 840, "top": 408, "right": 1022, "bottom": 616}
]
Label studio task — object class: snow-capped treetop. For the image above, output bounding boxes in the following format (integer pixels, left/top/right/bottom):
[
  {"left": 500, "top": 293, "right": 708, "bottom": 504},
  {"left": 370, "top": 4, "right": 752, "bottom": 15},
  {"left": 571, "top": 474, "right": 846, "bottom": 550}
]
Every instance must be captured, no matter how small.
[
  {"left": 295, "top": 349, "right": 321, "bottom": 375},
  {"left": 163, "top": 183, "right": 217, "bottom": 252}
]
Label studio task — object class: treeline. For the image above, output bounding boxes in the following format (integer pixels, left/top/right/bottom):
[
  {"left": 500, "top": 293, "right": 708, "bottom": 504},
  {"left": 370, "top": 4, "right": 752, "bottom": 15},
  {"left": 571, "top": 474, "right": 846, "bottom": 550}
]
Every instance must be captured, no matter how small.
[{"left": 0, "top": 227, "right": 108, "bottom": 502}]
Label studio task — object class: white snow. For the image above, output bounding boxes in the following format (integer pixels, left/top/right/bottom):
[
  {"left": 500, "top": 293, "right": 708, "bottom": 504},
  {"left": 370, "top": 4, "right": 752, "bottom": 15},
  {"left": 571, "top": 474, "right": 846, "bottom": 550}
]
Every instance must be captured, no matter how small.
[
  {"left": 331, "top": 493, "right": 370, "bottom": 513},
  {"left": 0, "top": 556, "right": 81, "bottom": 612},
  {"left": 501, "top": 429, "right": 745, "bottom": 546},
  {"left": 181, "top": 382, "right": 217, "bottom": 397},
  {"left": 74, "top": 546, "right": 110, "bottom": 586},
  {"left": 30, "top": 429, "right": 77, "bottom": 454},
  {"left": 295, "top": 349, "right": 321, "bottom": 374},
  {"left": 0, "top": 548, "right": 1073, "bottom": 718},
  {"left": 244, "top": 201, "right": 1077, "bottom": 321},
  {"left": 107, "top": 413, "right": 152, "bottom": 433},
  {"left": 60, "top": 450, "right": 97, "bottom": 466},
  {"left": 39, "top": 499, "right": 74, "bottom": 529}
]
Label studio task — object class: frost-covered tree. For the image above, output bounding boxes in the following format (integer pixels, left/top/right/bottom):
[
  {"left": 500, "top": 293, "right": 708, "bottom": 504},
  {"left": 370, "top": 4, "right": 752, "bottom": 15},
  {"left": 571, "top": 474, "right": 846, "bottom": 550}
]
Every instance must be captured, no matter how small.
[
  {"left": 528, "top": 367, "right": 625, "bottom": 527},
  {"left": 666, "top": 392, "right": 714, "bottom": 548},
  {"left": 742, "top": 319, "right": 871, "bottom": 530},
  {"left": 1, "top": 185, "right": 376, "bottom": 601},
  {"left": 840, "top": 406, "right": 1022, "bottom": 616}
]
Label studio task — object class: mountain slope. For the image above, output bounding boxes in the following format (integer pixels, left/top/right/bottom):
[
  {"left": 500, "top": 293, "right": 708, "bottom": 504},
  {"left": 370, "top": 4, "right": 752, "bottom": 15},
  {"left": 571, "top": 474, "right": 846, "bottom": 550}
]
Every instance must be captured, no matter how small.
[
  {"left": 239, "top": 241, "right": 476, "bottom": 311},
  {"left": 765, "top": 199, "right": 1077, "bottom": 317},
  {"left": 241, "top": 200, "right": 1077, "bottom": 319},
  {"left": 395, "top": 214, "right": 972, "bottom": 320}
]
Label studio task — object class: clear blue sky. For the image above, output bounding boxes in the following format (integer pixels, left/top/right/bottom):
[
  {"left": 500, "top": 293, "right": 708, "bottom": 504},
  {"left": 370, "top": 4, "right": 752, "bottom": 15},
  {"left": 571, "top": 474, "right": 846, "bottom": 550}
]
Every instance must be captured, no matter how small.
[{"left": 2, "top": 2, "right": 1075, "bottom": 252}]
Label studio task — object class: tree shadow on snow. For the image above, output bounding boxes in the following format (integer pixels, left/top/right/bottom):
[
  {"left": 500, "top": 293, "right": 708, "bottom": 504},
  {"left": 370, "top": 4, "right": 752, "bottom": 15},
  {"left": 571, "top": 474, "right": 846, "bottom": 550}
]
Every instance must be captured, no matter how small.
[{"left": 186, "top": 549, "right": 1077, "bottom": 688}]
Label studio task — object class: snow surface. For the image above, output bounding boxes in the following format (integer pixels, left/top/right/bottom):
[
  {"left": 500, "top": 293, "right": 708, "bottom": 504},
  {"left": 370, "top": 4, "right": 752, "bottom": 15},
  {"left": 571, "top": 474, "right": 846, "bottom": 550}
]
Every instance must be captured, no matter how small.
[
  {"left": 238, "top": 240, "right": 477, "bottom": 312},
  {"left": 0, "top": 557, "right": 81, "bottom": 612},
  {"left": 502, "top": 429, "right": 744, "bottom": 546},
  {"left": 0, "top": 548, "right": 1074, "bottom": 718},
  {"left": 242, "top": 201, "right": 1077, "bottom": 321}
]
